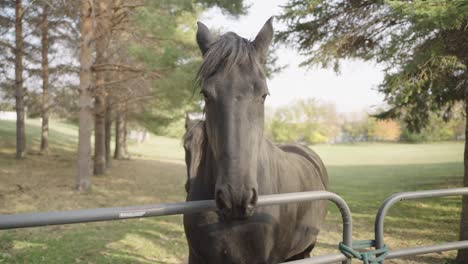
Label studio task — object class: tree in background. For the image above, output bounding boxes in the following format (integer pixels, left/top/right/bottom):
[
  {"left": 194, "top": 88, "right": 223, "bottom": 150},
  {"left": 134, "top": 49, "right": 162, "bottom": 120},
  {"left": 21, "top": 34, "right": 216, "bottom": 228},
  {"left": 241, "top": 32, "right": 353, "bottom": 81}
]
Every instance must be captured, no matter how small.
[
  {"left": 93, "top": 0, "right": 112, "bottom": 175},
  {"left": 0, "top": 0, "right": 248, "bottom": 188},
  {"left": 300, "top": 99, "right": 339, "bottom": 143},
  {"left": 73, "top": 0, "right": 247, "bottom": 188},
  {"left": 130, "top": 0, "right": 253, "bottom": 134},
  {"left": 278, "top": 0, "right": 468, "bottom": 260},
  {"left": 30, "top": 0, "right": 79, "bottom": 154},
  {"left": 340, "top": 112, "right": 371, "bottom": 142},
  {"left": 38, "top": 2, "right": 50, "bottom": 153},
  {"left": 86, "top": 0, "right": 147, "bottom": 167},
  {"left": 0, "top": 0, "right": 29, "bottom": 158},
  {"left": 194, "top": 0, "right": 247, "bottom": 16},
  {"left": 1, "top": 0, "right": 80, "bottom": 155},
  {"left": 267, "top": 98, "right": 339, "bottom": 144},
  {"left": 14, "top": 0, "right": 26, "bottom": 159},
  {"left": 1, "top": 0, "right": 40, "bottom": 158},
  {"left": 400, "top": 104, "right": 466, "bottom": 142},
  {"left": 99, "top": 0, "right": 204, "bottom": 160},
  {"left": 76, "top": 0, "right": 94, "bottom": 191},
  {"left": 268, "top": 107, "right": 301, "bottom": 143},
  {"left": 373, "top": 120, "right": 400, "bottom": 142}
]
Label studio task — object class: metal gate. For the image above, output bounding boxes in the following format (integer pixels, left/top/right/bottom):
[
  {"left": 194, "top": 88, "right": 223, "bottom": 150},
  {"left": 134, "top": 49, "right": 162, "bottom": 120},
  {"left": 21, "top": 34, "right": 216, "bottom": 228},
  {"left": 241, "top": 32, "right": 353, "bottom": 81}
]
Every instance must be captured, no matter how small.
[{"left": 1, "top": 188, "right": 467, "bottom": 264}]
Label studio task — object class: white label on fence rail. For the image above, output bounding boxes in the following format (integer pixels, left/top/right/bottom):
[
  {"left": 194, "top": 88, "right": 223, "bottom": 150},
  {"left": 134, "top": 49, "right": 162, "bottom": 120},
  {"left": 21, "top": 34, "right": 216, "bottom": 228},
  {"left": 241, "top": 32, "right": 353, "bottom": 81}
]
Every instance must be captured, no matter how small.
[{"left": 119, "top": 211, "right": 146, "bottom": 218}]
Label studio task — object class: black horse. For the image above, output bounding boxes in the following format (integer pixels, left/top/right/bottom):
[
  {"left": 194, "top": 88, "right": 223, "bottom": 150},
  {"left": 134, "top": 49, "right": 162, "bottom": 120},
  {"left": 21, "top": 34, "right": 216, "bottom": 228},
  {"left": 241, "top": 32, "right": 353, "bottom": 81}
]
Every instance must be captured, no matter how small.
[
  {"left": 183, "top": 18, "right": 329, "bottom": 264},
  {"left": 183, "top": 114, "right": 205, "bottom": 193}
]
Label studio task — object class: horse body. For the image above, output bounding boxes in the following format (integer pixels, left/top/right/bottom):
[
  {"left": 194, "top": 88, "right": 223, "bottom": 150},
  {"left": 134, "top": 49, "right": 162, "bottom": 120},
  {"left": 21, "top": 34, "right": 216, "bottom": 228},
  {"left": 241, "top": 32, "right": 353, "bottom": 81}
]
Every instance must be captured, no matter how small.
[
  {"left": 184, "top": 129, "right": 328, "bottom": 263},
  {"left": 183, "top": 18, "right": 328, "bottom": 264}
]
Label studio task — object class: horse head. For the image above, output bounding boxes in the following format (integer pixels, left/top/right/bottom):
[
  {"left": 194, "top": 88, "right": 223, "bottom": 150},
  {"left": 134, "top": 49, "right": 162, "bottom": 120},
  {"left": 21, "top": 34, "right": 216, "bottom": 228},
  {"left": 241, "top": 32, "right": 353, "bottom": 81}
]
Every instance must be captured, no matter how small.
[
  {"left": 196, "top": 18, "right": 274, "bottom": 220},
  {"left": 183, "top": 114, "right": 205, "bottom": 193}
]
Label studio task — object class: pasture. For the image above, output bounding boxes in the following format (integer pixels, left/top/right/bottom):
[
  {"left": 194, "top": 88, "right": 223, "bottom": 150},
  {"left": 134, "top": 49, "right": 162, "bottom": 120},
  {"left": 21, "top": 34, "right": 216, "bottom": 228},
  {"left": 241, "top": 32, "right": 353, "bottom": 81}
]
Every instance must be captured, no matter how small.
[{"left": 0, "top": 119, "right": 463, "bottom": 264}]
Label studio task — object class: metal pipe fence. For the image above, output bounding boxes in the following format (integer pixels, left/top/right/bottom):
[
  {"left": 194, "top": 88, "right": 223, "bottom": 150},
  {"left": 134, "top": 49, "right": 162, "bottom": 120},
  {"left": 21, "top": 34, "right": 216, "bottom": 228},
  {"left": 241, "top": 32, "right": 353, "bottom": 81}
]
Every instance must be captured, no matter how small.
[
  {"left": 0, "top": 191, "right": 352, "bottom": 264},
  {"left": 284, "top": 240, "right": 468, "bottom": 264},
  {"left": 1, "top": 188, "right": 468, "bottom": 264},
  {"left": 281, "top": 187, "right": 468, "bottom": 264},
  {"left": 374, "top": 187, "right": 468, "bottom": 264}
]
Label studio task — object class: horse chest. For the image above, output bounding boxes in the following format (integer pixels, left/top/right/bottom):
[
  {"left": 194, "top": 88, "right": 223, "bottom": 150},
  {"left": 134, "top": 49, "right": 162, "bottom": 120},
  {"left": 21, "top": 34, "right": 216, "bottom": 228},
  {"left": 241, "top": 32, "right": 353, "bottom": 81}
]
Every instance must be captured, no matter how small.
[{"left": 184, "top": 208, "right": 287, "bottom": 263}]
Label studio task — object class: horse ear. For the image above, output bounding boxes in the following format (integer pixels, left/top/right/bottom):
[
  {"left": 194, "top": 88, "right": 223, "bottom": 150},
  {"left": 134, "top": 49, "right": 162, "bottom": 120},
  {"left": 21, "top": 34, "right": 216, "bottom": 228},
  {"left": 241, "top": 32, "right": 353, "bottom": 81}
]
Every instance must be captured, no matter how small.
[
  {"left": 196, "top": 22, "right": 214, "bottom": 56},
  {"left": 253, "top": 17, "right": 274, "bottom": 63}
]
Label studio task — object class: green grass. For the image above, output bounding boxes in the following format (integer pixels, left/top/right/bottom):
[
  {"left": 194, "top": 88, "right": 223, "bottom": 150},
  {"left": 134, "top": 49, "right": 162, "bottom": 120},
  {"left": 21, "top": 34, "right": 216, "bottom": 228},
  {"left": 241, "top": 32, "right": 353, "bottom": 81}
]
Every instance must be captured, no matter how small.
[
  {"left": 0, "top": 119, "right": 464, "bottom": 263},
  {"left": 0, "top": 118, "right": 78, "bottom": 153},
  {"left": 310, "top": 143, "right": 463, "bottom": 263},
  {"left": 313, "top": 142, "right": 463, "bottom": 165}
]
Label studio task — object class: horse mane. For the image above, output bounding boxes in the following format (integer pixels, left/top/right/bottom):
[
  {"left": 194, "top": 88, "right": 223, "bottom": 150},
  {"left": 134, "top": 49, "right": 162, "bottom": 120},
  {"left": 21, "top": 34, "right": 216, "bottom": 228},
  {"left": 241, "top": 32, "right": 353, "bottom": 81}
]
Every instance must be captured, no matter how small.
[
  {"left": 183, "top": 120, "right": 205, "bottom": 145},
  {"left": 196, "top": 32, "right": 262, "bottom": 84}
]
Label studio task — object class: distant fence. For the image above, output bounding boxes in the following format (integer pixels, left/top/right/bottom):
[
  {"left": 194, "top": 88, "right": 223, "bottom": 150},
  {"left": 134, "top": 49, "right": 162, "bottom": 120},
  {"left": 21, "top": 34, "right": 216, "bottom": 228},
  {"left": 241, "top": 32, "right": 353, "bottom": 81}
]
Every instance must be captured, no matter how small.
[{"left": 1, "top": 188, "right": 468, "bottom": 264}]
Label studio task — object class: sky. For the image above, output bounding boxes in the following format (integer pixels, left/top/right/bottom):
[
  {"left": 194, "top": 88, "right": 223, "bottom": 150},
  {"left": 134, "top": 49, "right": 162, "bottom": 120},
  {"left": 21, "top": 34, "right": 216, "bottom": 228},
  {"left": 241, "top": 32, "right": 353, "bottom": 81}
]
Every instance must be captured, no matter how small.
[{"left": 201, "top": 0, "right": 386, "bottom": 113}]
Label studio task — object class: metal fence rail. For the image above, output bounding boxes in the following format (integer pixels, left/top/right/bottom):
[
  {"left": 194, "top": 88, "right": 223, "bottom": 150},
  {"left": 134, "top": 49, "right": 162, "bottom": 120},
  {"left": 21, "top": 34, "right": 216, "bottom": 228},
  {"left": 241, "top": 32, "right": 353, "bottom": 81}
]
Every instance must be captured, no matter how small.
[
  {"left": 386, "top": 240, "right": 468, "bottom": 260},
  {"left": 2, "top": 188, "right": 468, "bottom": 264},
  {"left": 374, "top": 187, "right": 468, "bottom": 264},
  {"left": 0, "top": 191, "right": 353, "bottom": 264},
  {"left": 283, "top": 187, "right": 468, "bottom": 264},
  {"left": 278, "top": 240, "right": 468, "bottom": 264}
]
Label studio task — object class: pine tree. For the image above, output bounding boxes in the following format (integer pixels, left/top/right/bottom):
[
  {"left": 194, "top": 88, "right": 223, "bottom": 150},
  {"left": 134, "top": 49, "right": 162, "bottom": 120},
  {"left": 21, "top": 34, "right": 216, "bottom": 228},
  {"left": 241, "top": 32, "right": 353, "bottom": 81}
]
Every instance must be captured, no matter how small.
[
  {"left": 278, "top": 0, "right": 468, "bottom": 261},
  {"left": 76, "top": 0, "right": 94, "bottom": 191}
]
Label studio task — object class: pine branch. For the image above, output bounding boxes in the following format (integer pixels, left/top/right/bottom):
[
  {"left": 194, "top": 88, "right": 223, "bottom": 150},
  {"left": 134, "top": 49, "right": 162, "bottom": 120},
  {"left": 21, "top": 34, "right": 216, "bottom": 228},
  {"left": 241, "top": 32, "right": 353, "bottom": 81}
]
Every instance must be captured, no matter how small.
[
  {"left": 91, "top": 64, "right": 166, "bottom": 79},
  {"left": 93, "top": 74, "right": 142, "bottom": 88},
  {"left": 0, "top": 40, "right": 15, "bottom": 52}
]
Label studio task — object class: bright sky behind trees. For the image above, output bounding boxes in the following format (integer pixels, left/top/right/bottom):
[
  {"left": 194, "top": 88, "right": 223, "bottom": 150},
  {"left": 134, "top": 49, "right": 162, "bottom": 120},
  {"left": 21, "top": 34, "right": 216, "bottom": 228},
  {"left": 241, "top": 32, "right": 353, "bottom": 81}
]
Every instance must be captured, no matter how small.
[{"left": 202, "top": 0, "right": 385, "bottom": 113}]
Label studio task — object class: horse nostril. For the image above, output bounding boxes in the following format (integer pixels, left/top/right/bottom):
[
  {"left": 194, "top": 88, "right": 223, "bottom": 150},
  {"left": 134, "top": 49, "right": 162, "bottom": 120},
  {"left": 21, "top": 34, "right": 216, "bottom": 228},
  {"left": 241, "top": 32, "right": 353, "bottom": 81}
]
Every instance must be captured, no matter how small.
[{"left": 216, "top": 189, "right": 232, "bottom": 211}]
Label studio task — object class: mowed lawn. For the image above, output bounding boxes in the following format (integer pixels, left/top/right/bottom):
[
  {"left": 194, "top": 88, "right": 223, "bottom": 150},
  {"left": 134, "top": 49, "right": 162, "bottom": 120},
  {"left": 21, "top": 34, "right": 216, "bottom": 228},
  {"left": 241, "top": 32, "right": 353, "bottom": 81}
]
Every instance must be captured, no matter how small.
[{"left": 0, "top": 119, "right": 464, "bottom": 264}]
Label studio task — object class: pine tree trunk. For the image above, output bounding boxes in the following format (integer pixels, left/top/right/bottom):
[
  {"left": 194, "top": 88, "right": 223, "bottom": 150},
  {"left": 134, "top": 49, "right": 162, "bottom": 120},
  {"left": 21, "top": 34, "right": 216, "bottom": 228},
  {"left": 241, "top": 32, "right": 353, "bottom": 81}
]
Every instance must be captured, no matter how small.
[
  {"left": 114, "top": 110, "right": 124, "bottom": 159},
  {"left": 457, "top": 93, "right": 468, "bottom": 262},
  {"left": 15, "top": 0, "right": 26, "bottom": 159},
  {"left": 123, "top": 110, "right": 129, "bottom": 158},
  {"left": 76, "top": 0, "right": 94, "bottom": 191},
  {"left": 94, "top": 96, "right": 106, "bottom": 175},
  {"left": 40, "top": 4, "right": 49, "bottom": 154},
  {"left": 93, "top": 0, "right": 111, "bottom": 175},
  {"left": 105, "top": 95, "right": 112, "bottom": 167}
]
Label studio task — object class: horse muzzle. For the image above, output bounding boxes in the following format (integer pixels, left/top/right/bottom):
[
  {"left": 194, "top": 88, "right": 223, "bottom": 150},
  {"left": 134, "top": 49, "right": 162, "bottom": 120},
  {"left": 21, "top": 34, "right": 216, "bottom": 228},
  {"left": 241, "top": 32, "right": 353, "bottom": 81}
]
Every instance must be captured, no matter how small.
[{"left": 215, "top": 185, "right": 258, "bottom": 221}]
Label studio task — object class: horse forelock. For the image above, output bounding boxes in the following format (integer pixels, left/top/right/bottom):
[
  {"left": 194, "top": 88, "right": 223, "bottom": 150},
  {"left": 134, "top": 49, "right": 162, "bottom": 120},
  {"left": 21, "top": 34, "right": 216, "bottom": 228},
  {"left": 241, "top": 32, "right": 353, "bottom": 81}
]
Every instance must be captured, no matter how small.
[{"left": 196, "top": 32, "right": 263, "bottom": 85}]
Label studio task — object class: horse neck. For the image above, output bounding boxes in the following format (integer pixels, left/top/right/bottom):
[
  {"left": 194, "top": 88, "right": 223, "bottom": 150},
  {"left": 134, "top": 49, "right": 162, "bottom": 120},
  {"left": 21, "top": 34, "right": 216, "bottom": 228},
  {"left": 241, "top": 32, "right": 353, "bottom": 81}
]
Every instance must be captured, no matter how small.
[{"left": 256, "top": 136, "right": 282, "bottom": 193}]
